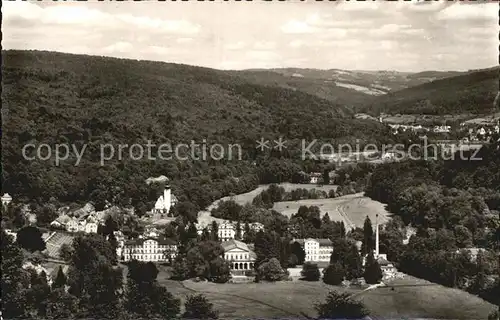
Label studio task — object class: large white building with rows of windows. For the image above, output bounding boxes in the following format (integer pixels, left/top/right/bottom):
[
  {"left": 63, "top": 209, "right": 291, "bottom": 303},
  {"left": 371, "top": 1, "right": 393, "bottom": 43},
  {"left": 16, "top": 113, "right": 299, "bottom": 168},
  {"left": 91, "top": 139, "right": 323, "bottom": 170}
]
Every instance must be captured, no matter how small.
[
  {"left": 292, "top": 238, "right": 333, "bottom": 262},
  {"left": 122, "top": 230, "right": 177, "bottom": 262}
]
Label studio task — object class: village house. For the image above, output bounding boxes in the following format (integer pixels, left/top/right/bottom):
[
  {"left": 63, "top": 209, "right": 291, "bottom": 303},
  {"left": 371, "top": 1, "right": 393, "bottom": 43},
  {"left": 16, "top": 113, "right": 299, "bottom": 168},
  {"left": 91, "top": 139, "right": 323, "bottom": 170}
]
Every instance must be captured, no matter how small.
[
  {"left": 50, "top": 214, "right": 99, "bottom": 234},
  {"left": 222, "top": 239, "right": 256, "bottom": 275},
  {"left": 309, "top": 172, "right": 322, "bottom": 184},
  {"left": 433, "top": 125, "right": 452, "bottom": 133},
  {"left": 292, "top": 238, "right": 333, "bottom": 262}
]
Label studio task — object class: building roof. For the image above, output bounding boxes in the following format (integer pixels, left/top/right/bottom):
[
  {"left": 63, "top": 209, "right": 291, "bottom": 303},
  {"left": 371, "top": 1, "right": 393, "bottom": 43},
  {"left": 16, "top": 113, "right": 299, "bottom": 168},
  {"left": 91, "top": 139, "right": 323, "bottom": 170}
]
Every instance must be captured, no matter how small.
[
  {"left": 222, "top": 240, "right": 257, "bottom": 259},
  {"left": 124, "top": 236, "right": 177, "bottom": 246},
  {"left": 291, "top": 238, "right": 333, "bottom": 246}
]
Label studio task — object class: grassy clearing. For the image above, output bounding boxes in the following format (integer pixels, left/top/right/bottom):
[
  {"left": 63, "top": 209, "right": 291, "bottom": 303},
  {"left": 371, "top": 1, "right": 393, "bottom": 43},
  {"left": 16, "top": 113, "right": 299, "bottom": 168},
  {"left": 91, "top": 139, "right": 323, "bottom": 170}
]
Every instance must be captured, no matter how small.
[
  {"left": 158, "top": 271, "right": 496, "bottom": 320},
  {"left": 179, "top": 279, "right": 356, "bottom": 319},
  {"left": 207, "top": 183, "right": 338, "bottom": 210},
  {"left": 272, "top": 193, "right": 390, "bottom": 229},
  {"left": 360, "top": 276, "right": 497, "bottom": 319}
]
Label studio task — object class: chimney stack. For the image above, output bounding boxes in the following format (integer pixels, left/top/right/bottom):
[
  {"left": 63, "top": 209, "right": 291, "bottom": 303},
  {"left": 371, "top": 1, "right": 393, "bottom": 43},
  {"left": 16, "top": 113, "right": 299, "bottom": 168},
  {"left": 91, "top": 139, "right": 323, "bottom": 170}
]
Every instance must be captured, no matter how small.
[{"left": 375, "top": 214, "right": 379, "bottom": 257}]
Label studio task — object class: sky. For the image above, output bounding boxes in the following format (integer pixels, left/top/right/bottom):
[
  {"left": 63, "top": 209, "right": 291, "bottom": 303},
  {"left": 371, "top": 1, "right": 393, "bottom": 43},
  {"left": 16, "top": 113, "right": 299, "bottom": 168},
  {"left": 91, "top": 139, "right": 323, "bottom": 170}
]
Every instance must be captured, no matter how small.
[{"left": 2, "top": 0, "right": 498, "bottom": 72}]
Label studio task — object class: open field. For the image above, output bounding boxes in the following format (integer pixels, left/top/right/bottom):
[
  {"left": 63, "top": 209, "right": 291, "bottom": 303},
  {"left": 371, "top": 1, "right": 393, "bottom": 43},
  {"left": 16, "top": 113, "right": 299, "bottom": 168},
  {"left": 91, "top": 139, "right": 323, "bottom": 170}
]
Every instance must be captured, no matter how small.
[
  {"left": 359, "top": 276, "right": 497, "bottom": 320},
  {"left": 273, "top": 193, "right": 390, "bottom": 230},
  {"left": 156, "top": 271, "right": 496, "bottom": 320},
  {"left": 198, "top": 183, "right": 339, "bottom": 226},
  {"left": 207, "top": 183, "right": 338, "bottom": 211}
]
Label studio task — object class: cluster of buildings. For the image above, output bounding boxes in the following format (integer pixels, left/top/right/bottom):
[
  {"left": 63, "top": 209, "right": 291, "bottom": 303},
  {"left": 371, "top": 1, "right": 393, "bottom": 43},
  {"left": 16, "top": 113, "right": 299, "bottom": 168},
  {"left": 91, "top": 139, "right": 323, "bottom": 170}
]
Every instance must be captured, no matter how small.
[
  {"left": 196, "top": 219, "right": 264, "bottom": 242},
  {"left": 50, "top": 213, "right": 101, "bottom": 234},
  {"left": 462, "top": 125, "right": 500, "bottom": 142}
]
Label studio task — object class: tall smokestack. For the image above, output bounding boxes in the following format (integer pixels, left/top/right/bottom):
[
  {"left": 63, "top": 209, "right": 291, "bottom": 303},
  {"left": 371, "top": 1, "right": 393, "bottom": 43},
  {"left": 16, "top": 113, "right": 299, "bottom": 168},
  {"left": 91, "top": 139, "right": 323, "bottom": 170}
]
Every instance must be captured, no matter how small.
[{"left": 375, "top": 214, "right": 379, "bottom": 257}]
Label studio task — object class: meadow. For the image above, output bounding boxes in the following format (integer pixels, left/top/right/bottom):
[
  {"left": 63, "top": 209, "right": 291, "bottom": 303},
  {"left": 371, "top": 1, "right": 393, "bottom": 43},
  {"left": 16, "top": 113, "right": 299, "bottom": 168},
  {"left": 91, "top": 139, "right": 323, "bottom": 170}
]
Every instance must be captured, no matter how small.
[
  {"left": 272, "top": 193, "right": 390, "bottom": 230},
  {"left": 156, "top": 269, "right": 497, "bottom": 320},
  {"left": 206, "top": 183, "right": 339, "bottom": 210}
]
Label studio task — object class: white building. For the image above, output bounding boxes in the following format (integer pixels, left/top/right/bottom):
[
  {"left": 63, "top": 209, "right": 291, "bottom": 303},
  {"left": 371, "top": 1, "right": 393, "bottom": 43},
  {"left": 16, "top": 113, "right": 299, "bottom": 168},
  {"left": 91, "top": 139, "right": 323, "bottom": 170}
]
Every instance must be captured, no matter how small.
[
  {"left": 477, "top": 127, "right": 486, "bottom": 136},
  {"left": 222, "top": 239, "right": 256, "bottom": 275},
  {"left": 66, "top": 218, "right": 79, "bottom": 233},
  {"left": 292, "top": 238, "right": 333, "bottom": 262},
  {"left": 1, "top": 193, "right": 12, "bottom": 206},
  {"left": 434, "top": 125, "right": 451, "bottom": 133},
  {"left": 197, "top": 221, "right": 264, "bottom": 241},
  {"left": 218, "top": 222, "right": 235, "bottom": 241},
  {"left": 50, "top": 215, "right": 99, "bottom": 234},
  {"left": 309, "top": 172, "right": 322, "bottom": 184},
  {"left": 122, "top": 234, "right": 177, "bottom": 262},
  {"left": 153, "top": 185, "right": 178, "bottom": 215}
]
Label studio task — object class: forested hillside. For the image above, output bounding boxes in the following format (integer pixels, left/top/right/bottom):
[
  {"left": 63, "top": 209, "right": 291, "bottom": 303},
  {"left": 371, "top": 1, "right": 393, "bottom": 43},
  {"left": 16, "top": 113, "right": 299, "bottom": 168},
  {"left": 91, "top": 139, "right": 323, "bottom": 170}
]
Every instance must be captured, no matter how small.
[
  {"left": 2, "top": 50, "right": 395, "bottom": 210},
  {"left": 362, "top": 67, "right": 498, "bottom": 115},
  {"left": 364, "top": 143, "right": 500, "bottom": 304}
]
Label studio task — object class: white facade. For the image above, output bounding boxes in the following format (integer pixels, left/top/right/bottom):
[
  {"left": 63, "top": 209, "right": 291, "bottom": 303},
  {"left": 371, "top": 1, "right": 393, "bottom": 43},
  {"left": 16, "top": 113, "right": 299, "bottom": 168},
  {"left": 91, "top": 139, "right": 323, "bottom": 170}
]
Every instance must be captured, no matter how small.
[
  {"left": 294, "top": 238, "right": 333, "bottom": 262},
  {"left": 309, "top": 173, "right": 322, "bottom": 184},
  {"left": 122, "top": 237, "right": 177, "bottom": 262},
  {"left": 153, "top": 186, "right": 178, "bottom": 214},
  {"left": 1, "top": 193, "right": 12, "bottom": 206},
  {"left": 222, "top": 240, "right": 256, "bottom": 274},
  {"left": 197, "top": 221, "right": 263, "bottom": 241},
  {"left": 84, "top": 222, "right": 98, "bottom": 234},
  {"left": 66, "top": 219, "right": 79, "bottom": 233}
]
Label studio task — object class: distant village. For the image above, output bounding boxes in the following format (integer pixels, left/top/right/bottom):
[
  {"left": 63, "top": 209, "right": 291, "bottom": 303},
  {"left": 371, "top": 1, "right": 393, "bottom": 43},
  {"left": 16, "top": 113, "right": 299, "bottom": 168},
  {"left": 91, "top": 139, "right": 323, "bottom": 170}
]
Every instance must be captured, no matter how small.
[{"left": 380, "top": 115, "right": 500, "bottom": 142}]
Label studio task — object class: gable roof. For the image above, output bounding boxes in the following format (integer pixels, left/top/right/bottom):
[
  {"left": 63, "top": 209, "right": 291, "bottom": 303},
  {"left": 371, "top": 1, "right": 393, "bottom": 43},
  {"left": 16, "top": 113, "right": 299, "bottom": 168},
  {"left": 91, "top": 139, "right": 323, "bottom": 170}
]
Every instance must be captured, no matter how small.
[
  {"left": 222, "top": 240, "right": 256, "bottom": 259},
  {"left": 124, "top": 236, "right": 177, "bottom": 246},
  {"left": 222, "top": 239, "right": 248, "bottom": 251},
  {"left": 291, "top": 238, "right": 333, "bottom": 246}
]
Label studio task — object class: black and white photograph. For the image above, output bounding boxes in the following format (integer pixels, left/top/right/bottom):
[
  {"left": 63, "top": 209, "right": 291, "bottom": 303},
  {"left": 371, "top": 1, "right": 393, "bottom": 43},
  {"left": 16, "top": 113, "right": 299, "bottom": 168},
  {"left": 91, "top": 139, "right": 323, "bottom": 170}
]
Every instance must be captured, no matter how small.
[{"left": 1, "top": 1, "right": 499, "bottom": 319}]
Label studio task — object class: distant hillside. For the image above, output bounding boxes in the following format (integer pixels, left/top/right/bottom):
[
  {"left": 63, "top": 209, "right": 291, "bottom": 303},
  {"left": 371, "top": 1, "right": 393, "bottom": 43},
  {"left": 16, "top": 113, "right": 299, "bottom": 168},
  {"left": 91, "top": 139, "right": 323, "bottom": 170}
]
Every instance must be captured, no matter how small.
[
  {"left": 2, "top": 50, "right": 395, "bottom": 206},
  {"left": 361, "top": 68, "right": 499, "bottom": 116},
  {"left": 237, "top": 68, "right": 468, "bottom": 109}
]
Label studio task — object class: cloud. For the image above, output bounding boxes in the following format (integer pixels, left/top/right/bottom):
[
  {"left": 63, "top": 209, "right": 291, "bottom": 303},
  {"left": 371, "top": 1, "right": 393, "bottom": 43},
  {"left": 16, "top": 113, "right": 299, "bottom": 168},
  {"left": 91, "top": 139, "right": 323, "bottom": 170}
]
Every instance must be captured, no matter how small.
[
  {"left": 1, "top": 1, "right": 497, "bottom": 72},
  {"left": 281, "top": 20, "right": 317, "bottom": 34},
  {"left": 3, "top": 1, "right": 201, "bottom": 35},
  {"left": 102, "top": 41, "right": 134, "bottom": 54},
  {"left": 436, "top": 3, "right": 498, "bottom": 21}
]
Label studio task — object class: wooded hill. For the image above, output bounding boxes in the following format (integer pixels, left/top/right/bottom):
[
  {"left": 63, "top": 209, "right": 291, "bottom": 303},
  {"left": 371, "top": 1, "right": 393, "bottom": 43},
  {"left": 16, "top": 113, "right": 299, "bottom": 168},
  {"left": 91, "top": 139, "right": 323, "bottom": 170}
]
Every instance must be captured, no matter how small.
[
  {"left": 361, "top": 67, "right": 499, "bottom": 116},
  {"left": 2, "top": 50, "right": 395, "bottom": 208}
]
